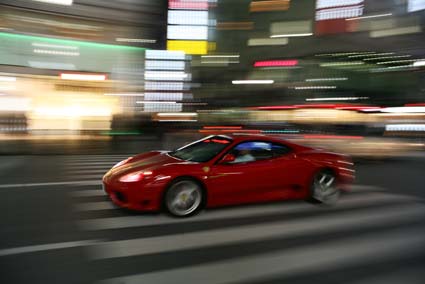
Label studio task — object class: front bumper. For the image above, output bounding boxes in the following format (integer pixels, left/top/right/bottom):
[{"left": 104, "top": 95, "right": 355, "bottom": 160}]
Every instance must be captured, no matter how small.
[{"left": 102, "top": 175, "right": 162, "bottom": 211}]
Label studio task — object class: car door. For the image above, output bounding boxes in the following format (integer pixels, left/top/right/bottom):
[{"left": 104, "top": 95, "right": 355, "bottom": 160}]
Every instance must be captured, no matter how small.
[
  {"left": 206, "top": 141, "right": 280, "bottom": 206},
  {"left": 265, "top": 142, "right": 310, "bottom": 200}
]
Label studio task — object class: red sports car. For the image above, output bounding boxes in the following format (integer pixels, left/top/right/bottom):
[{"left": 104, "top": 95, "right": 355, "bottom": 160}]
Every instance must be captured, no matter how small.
[{"left": 103, "top": 135, "right": 355, "bottom": 217}]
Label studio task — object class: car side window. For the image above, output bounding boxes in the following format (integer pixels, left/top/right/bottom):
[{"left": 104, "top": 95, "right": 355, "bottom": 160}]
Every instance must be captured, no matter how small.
[
  {"left": 230, "top": 141, "right": 274, "bottom": 164},
  {"left": 271, "top": 143, "right": 291, "bottom": 157}
]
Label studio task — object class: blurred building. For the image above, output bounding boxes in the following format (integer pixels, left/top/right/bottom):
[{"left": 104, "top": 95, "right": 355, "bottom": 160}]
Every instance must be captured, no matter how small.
[
  {"left": 194, "top": 0, "right": 425, "bottom": 108},
  {"left": 0, "top": 0, "right": 424, "bottom": 142},
  {"left": 0, "top": 0, "right": 167, "bottom": 134}
]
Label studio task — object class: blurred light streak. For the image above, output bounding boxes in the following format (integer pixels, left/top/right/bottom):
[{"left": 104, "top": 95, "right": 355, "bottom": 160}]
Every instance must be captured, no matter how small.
[
  {"left": 248, "top": 38, "right": 288, "bottom": 46},
  {"left": 167, "top": 26, "right": 208, "bottom": 40},
  {"left": 199, "top": 129, "right": 262, "bottom": 134},
  {"left": 303, "top": 134, "right": 364, "bottom": 140},
  {"left": 168, "top": 0, "right": 209, "bottom": 10},
  {"left": 316, "top": 4, "right": 364, "bottom": 21},
  {"left": 0, "top": 97, "right": 31, "bottom": 111},
  {"left": 270, "top": 33, "right": 312, "bottom": 38},
  {"left": 232, "top": 80, "right": 274, "bottom": 85},
  {"left": 145, "top": 93, "right": 184, "bottom": 101},
  {"left": 381, "top": 107, "right": 425, "bottom": 113},
  {"left": 167, "top": 40, "right": 208, "bottom": 55},
  {"left": 201, "top": 55, "right": 239, "bottom": 58},
  {"left": 320, "top": 61, "right": 364, "bottom": 66},
  {"left": 144, "top": 71, "right": 191, "bottom": 81},
  {"left": 386, "top": 124, "right": 425, "bottom": 131},
  {"left": 115, "top": 38, "right": 156, "bottom": 43},
  {"left": 203, "top": 126, "right": 242, "bottom": 130},
  {"left": 254, "top": 60, "right": 298, "bottom": 67},
  {"left": 250, "top": 0, "right": 290, "bottom": 12},
  {"left": 346, "top": 13, "right": 392, "bottom": 21},
  {"left": 306, "top": 97, "right": 368, "bottom": 101},
  {"left": 32, "top": 42, "right": 78, "bottom": 50},
  {"left": 33, "top": 49, "right": 80, "bottom": 56},
  {"left": 370, "top": 65, "right": 414, "bottom": 72},
  {"left": 216, "top": 22, "right": 254, "bottom": 30},
  {"left": 145, "top": 60, "right": 186, "bottom": 70},
  {"left": 255, "top": 105, "right": 297, "bottom": 110},
  {"left": 413, "top": 60, "right": 425, "bottom": 67},
  {"left": 0, "top": 76, "right": 16, "bottom": 82},
  {"left": 157, "top": 113, "right": 197, "bottom": 117},
  {"left": 168, "top": 10, "right": 209, "bottom": 25},
  {"left": 364, "top": 55, "right": 411, "bottom": 61},
  {"left": 145, "top": 82, "right": 188, "bottom": 91},
  {"left": 408, "top": 0, "right": 425, "bottom": 12},
  {"left": 104, "top": 93, "right": 144, "bottom": 97},
  {"left": 159, "top": 119, "right": 197, "bottom": 122},
  {"left": 0, "top": 86, "right": 16, "bottom": 91},
  {"left": 306, "top": 77, "right": 347, "bottom": 82},
  {"left": 405, "top": 103, "right": 425, "bottom": 106},
  {"left": 136, "top": 101, "right": 177, "bottom": 104},
  {"left": 33, "top": 0, "right": 73, "bottom": 5},
  {"left": 337, "top": 106, "right": 381, "bottom": 111},
  {"left": 348, "top": 52, "right": 394, "bottom": 58},
  {"left": 370, "top": 26, "right": 421, "bottom": 38},
  {"left": 0, "top": 32, "right": 145, "bottom": 51},
  {"left": 316, "top": 0, "right": 363, "bottom": 9},
  {"left": 316, "top": 51, "right": 374, "bottom": 57},
  {"left": 34, "top": 106, "right": 111, "bottom": 117},
  {"left": 294, "top": 86, "right": 337, "bottom": 90},
  {"left": 146, "top": 50, "right": 186, "bottom": 60},
  {"left": 60, "top": 73, "right": 106, "bottom": 81},
  {"left": 262, "top": 130, "right": 300, "bottom": 134},
  {"left": 28, "top": 61, "right": 75, "bottom": 69},
  {"left": 376, "top": 59, "right": 416, "bottom": 65}
]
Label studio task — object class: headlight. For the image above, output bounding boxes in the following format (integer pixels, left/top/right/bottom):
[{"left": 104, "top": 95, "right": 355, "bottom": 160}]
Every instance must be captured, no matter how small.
[{"left": 119, "top": 171, "right": 153, "bottom": 182}]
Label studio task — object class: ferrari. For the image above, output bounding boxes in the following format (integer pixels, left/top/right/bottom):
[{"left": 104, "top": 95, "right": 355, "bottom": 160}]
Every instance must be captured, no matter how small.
[{"left": 103, "top": 134, "right": 355, "bottom": 217}]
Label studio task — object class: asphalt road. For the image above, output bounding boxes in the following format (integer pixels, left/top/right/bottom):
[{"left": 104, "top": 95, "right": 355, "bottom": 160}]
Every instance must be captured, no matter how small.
[{"left": 0, "top": 154, "right": 424, "bottom": 284}]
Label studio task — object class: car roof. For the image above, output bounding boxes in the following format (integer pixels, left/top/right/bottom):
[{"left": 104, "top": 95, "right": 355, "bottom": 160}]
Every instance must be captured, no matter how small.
[
  {"left": 215, "top": 134, "right": 278, "bottom": 143},
  {"left": 212, "top": 134, "right": 310, "bottom": 151}
]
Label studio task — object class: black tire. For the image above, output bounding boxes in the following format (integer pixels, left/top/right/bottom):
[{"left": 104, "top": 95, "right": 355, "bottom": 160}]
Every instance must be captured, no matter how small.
[
  {"left": 164, "top": 178, "right": 205, "bottom": 217},
  {"left": 310, "top": 169, "right": 340, "bottom": 205}
]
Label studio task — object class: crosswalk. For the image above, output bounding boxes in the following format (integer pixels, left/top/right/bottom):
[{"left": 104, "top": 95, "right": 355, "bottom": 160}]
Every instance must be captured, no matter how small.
[
  {"left": 67, "top": 175, "right": 425, "bottom": 284},
  {"left": 63, "top": 154, "right": 135, "bottom": 182}
]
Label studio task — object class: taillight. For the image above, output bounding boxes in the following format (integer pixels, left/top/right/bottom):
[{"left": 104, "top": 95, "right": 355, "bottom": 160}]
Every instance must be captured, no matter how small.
[{"left": 119, "top": 171, "right": 153, "bottom": 182}]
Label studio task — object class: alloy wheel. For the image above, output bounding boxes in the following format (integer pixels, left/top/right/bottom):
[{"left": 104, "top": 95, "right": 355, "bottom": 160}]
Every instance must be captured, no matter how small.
[{"left": 166, "top": 180, "right": 202, "bottom": 217}]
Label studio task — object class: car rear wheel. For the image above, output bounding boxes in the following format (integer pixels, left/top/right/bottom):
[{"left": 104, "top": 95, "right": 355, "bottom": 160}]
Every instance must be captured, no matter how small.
[
  {"left": 311, "top": 169, "right": 340, "bottom": 205},
  {"left": 165, "top": 179, "right": 203, "bottom": 217}
]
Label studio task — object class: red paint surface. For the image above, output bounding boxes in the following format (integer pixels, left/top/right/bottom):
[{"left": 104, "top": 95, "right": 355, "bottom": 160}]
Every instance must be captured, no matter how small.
[{"left": 103, "top": 135, "right": 355, "bottom": 212}]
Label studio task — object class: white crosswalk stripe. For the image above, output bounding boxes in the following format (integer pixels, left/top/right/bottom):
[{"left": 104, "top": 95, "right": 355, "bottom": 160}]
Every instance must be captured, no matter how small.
[
  {"left": 98, "top": 227, "right": 425, "bottom": 284},
  {"left": 76, "top": 191, "right": 418, "bottom": 230},
  {"left": 89, "top": 203, "right": 425, "bottom": 259},
  {"left": 63, "top": 155, "right": 133, "bottom": 181}
]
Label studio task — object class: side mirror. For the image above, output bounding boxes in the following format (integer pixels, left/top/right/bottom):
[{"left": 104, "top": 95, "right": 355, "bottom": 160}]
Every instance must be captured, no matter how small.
[{"left": 219, "top": 153, "right": 236, "bottom": 164}]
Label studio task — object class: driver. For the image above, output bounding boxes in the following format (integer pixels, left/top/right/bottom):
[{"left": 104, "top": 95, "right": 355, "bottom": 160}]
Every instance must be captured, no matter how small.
[{"left": 233, "top": 148, "right": 255, "bottom": 163}]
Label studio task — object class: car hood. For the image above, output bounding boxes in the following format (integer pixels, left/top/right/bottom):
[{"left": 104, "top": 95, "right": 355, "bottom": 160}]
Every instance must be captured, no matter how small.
[{"left": 106, "top": 151, "right": 182, "bottom": 178}]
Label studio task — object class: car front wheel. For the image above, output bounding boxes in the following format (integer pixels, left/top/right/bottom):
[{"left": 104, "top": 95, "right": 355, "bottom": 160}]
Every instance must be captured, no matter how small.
[{"left": 164, "top": 179, "right": 203, "bottom": 217}]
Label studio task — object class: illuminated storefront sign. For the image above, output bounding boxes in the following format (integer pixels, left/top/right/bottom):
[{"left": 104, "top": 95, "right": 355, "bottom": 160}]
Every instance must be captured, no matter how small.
[
  {"left": 167, "top": 40, "right": 208, "bottom": 55},
  {"left": 166, "top": 0, "right": 210, "bottom": 55},
  {"left": 315, "top": 0, "right": 364, "bottom": 35}
]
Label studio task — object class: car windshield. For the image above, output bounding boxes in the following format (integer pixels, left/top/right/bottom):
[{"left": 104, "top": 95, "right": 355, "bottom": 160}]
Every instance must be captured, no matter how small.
[{"left": 169, "top": 136, "right": 232, "bottom": 162}]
